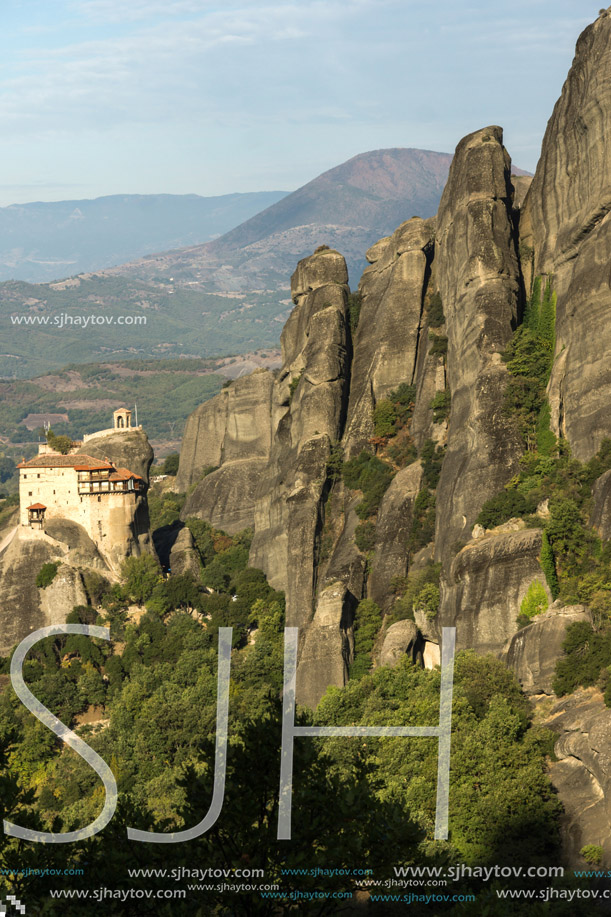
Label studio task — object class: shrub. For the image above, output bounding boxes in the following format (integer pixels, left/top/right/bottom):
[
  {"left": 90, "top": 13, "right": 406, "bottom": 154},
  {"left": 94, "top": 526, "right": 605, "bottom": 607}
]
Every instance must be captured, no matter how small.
[
  {"left": 476, "top": 489, "right": 536, "bottom": 529},
  {"left": 355, "top": 521, "right": 377, "bottom": 554},
  {"left": 46, "top": 430, "right": 73, "bottom": 454},
  {"left": 580, "top": 845, "right": 603, "bottom": 866},
  {"left": 430, "top": 390, "right": 451, "bottom": 423},
  {"left": 121, "top": 554, "right": 162, "bottom": 604},
  {"left": 387, "top": 436, "right": 417, "bottom": 468},
  {"left": 348, "top": 292, "right": 362, "bottom": 332},
  {"left": 161, "top": 453, "right": 180, "bottom": 476},
  {"left": 420, "top": 440, "right": 445, "bottom": 490},
  {"left": 519, "top": 581, "right": 548, "bottom": 623},
  {"left": 414, "top": 582, "right": 440, "bottom": 619},
  {"left": 288, "top": 371, "right": 303, "bottom": 403},
  {"left": 326, "top": 443, "right": 344, "bottom": 482},
  {"left": 392, "top": 563, "right": 441, "bottom": 622},
  {"left": 553, "top": 622, "right": 611, "bottom": 696},
  {"left": 342, "top": 451, "right": 394, "bottom": 519},
  {"left": 540, "top": 531, "right": 560, "bottom": 599},
  {"left": 373, "top": 399, "right": 397, "bottom": 439},
  {"left": 391, "top": 383, "right": 417, "bottom": 426},
  {"left": 427, "top": 292, "right": 445, "bottom": 328},
  {"left": 408, "top": 489, "right": 437, "bottom": 554},
  {"left": 536, "top": 401, "right": 557, "bottom": 456},
  {"left": 429, "top": 333, "right": 448, "bottom": 357},
  {"left": 349, "top": 599, "right": 382, "bottom": 680},
  {"left": 36, "top": 562, "right": 60, "bottom": 589}
]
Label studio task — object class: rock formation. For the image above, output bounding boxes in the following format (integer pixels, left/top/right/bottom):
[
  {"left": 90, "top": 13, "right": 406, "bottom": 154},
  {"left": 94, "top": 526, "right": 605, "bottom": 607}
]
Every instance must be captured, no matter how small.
[
  {"left": 521, "top": 10, "right": 611, "bottom": 460},
  {"left": 173, "top": 11, "right": 611, "bottom": 725}
]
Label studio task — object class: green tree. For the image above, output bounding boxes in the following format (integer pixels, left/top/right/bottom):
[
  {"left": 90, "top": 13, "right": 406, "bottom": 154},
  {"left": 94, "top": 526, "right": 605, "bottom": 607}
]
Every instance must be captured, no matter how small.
[{"left": 121, "top": 554, "right": 162, "bottom": 604}]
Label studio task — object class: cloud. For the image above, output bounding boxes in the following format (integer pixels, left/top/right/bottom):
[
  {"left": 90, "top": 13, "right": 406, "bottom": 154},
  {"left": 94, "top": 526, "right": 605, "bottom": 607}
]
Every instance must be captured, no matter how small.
[{"left": 0, "top": 1, "right": 371, "bottom": 136}]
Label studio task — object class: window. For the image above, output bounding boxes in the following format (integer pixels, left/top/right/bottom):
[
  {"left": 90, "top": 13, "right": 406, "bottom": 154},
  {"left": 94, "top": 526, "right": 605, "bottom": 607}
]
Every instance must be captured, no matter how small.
[{"left": 28, "top": 491, "right": 32, "bottom": 496}]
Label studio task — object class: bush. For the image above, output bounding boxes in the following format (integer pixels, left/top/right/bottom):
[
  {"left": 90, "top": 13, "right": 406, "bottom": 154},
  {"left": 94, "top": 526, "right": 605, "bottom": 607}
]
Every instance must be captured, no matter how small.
[
  {"left": 580, "top": 845, "right": 603, "bottom": 866},
  {"left": 348, "top": 292, "right": 362, "bottom": 333},
  {"left": 288, "top": 371, "right": 303, "bottom": 404},
  {"left": 326, "top": 443, "right": 344, "bottom": 482},
  {"left": 519, "top": 581, "right": 548, "bottom": 623},
  {"left": 46, "top": 430, "right": 73, "bottom": 454},
  {"left": 540, "top": 531, "right": 560, "bottom": 599},
  {"left": 355, "top": 521, "right": 377, "bottom": 554},
  {"left": 429, "top": 333, "right": 448, "bottom": 357},
  {"left": 414, "top": 582, "right": 440, "bottom": 619},
  {"left": 161, "top": 453, "right": 180, "bottom": 476},
  {"left": 393, "top": 563, "right": 441, "bottom": 622},
  {"left": 36, "top": 562, "right": 60, "bottom": 589},
  {"left": 373, "top": 399, "right": 397, "bottom": 439},
  {"left": 476, "top": 489, "right": 536, "bottom": 529},
  {"left": 121, "top": 554, "right": 162, "bottom": 604},
  {"left": 430, "top": 390, "right": 451, "bottom": 423},
  {"left": 427, "top": 292, "right": 445, "bottom": 328},
  {"left": 349, "top": 599, "right": 382, "bottom": 679},
  {"left": 420, "top": 440, "right": 445, "bottom": 490},
  {"left": 342, "top": 451, "right": 394, "bottom": 519},
  {"left": 553, "top": 622, "right": 611, "bottom": 696},
  {"left": 408, "top": 489, "right": 436, "bottom": 554}
]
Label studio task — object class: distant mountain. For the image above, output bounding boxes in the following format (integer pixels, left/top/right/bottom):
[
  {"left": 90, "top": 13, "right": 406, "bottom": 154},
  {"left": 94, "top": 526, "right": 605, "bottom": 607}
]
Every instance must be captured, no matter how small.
[
  {"left": 0, "top": 147, "right": 531, "bottom": 379},
  {"left": 0, "top": 191, "right": 288, "bottom": 283},
  {"left": 110, "top": 149, "right": 458, "bottom": 288}
]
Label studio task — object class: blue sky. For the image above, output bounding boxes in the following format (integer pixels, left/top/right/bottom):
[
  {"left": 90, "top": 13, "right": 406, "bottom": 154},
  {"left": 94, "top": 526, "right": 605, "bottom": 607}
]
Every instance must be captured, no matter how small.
[{"left": 0, "top": 0, "right": 598, "bottom": 205}]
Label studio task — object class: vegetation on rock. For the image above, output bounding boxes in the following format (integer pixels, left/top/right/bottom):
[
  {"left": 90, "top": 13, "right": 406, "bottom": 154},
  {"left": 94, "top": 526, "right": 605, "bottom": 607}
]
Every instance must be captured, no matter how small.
[{"left": 35, "top": 562, "right": 60, "bottom": 589}]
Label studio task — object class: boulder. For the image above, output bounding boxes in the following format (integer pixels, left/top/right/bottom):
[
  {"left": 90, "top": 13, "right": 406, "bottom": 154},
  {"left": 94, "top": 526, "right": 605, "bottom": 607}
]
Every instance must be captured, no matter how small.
[
  {"left": 544, "top": 689, "right": 611, "bottom": 867},
  {"left": 503, "top": 604, "right": 590, "bottom": 695},
  {"left": 168, "top": 525, "right": 201, "bottom": 578},
  {"left": 379, "top": 620, "right": 419, "bottom": 668},
  {"left": 440, "top": 528, "right": 550, "bottom": 655}
]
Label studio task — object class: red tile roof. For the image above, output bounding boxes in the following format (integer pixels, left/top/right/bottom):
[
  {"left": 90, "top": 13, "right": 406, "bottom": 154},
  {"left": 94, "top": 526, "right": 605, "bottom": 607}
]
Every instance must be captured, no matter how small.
[
  {"left": 27, "top": 503, "right": 47, "bottom": 510},
  {"left": 18, "top": 453, "right": 114, "bottom": 470}
]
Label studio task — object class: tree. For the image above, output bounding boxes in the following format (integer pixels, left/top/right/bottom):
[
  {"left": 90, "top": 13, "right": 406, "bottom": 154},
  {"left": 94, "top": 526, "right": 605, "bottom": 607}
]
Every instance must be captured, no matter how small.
[
  {"left": 46, "top": 429, "right": 73, "bottom": 455},
  {"left": 161, "top": 452, "right": 179, "bottom": 476},
  {"left": 121, "top": 554, "right": 162, "bottom": 604}
]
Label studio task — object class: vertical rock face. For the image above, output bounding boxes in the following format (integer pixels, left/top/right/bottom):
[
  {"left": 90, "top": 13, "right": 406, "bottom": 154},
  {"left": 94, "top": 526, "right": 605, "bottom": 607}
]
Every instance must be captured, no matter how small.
[
  {"left": 179, "top": 370, "right": 275, "bottom": 533},
  {"left": 433, "top": 127, "right": 523, "bottom": 566},
  {"left": 250, "top": 249, "right": 351, "bottom": 630},
  {"left": 343, "top": 218, "right": 435, "bottom": 458},
  {"left": 521, "top": 10, "right": 611, "bottom": 459}
]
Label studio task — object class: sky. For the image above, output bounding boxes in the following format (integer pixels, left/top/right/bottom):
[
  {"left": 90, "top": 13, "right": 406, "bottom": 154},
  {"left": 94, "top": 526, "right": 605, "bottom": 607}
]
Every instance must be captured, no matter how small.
[{"left": 0, "top": 0, "right": 599, "bottom": 206}]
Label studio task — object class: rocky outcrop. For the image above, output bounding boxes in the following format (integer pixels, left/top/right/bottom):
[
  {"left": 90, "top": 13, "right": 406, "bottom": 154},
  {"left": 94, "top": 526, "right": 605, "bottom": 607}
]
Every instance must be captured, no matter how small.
[
  {"left": 342, "top": 219, "right": 435, "bottom": 457},
  {"left": 591, "top": 470, "right": 611, "bottom": 540},
  {"left": 0, "top": 528, "right": 90, "bottom": 654},
  {"left": 369, "top": 462, "right": 423, "bottom": 610},
  {"left": 521, "top": 10, "right": 611, "bottom": 460},
  {"left": 544, "top": 688, "right": 611, "bottom": 866},
  {"left": 503, "top": 604, "right": 590, "bottom": 695},
  {"left": 379, "top": 620, "right": 420, "bottom": 668},
  {"left": 84, "top": 428, "right": 154, "bottom": 483},
  {"left": 440, "top": 526, "right": 550, "bottom": 655},
  {"left": 182, "top": 459, "right": 269, "bottom": 535},
  {"left": 433, "top": 127, "right": 523, "bottom": 566},
  {"left": 176, "top": 370, "right": 274, "bottom": 491},
  {"left": 249, "top": 249, "right": 351, "bottom": 614},
  {"left": 169, "top": 525, "right": 201, "bottom": 578}
]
